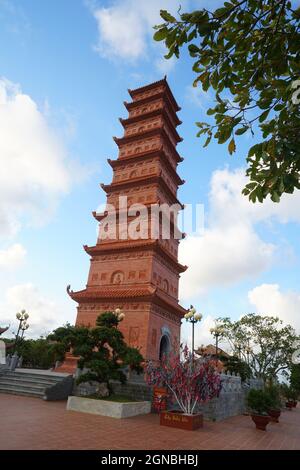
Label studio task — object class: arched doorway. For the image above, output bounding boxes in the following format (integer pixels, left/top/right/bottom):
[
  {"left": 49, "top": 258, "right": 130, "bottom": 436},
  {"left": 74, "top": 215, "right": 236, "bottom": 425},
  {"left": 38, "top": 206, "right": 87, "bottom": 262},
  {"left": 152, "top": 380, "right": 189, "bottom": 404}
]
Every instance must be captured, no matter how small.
[{"left": 159, "top": 335, "right": 170, "bottom": 360}]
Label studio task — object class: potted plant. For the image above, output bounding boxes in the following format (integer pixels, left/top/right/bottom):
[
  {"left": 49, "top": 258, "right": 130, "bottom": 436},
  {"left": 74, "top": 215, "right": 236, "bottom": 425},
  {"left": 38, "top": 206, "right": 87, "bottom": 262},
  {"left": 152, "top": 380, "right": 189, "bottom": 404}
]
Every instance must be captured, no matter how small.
[
  {"left": 146, "top": 345, "right": 222, "bottom": 430},
  {"left": 281, "top": 384, "right": 298, "bottom": 409},
  {"left": 265, "top": 385, "right": 282, "bottom": 423},
  {"left": 247, "top": 389, "right": 271, "bottom": 431}
]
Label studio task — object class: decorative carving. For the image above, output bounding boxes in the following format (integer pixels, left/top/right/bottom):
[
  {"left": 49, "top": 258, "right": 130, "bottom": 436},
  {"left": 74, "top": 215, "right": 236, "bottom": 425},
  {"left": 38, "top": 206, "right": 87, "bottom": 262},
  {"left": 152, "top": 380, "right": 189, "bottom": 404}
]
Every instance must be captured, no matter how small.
[
  {"left": 129, "top": 327, "right": 140, "bottom": 347},
  {"left": 111, "top": 270, "right": 125, "bottom": 284},
  {"left": 151, "top": 328, "right": 157, "bottom": 347}
]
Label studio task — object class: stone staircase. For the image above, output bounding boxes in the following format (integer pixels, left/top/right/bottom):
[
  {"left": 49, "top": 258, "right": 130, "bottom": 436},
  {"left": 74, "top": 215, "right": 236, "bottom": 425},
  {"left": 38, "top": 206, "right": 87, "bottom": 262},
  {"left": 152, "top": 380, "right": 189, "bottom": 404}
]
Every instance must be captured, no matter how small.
[{"left": 0, "top": 369, "right": 74, "bottom": 400}]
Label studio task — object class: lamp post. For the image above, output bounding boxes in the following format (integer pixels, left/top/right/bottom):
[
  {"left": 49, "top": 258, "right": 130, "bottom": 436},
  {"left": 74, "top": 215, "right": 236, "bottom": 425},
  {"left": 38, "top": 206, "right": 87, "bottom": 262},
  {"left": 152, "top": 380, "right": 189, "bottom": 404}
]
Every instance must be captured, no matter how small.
[
  {"left": 210, "top": 324, "right": 225, "bottom": 366},
  {"left": 13, "top": 310, "right": 29, "bottom": 355},
  {"left": 184, "top": 305, "right": 202, "bottom": 361}
]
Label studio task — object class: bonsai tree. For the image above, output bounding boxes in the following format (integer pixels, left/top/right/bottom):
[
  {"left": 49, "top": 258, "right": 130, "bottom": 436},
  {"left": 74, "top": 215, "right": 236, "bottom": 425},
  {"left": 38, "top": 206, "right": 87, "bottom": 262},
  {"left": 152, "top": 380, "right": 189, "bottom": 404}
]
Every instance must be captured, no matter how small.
[
  {"left": 146, "top": 345, "right": 222, "bottom": 415},
  {"left": 50, "top": 311, "right": 144, "bottom": 395},
  {"left": 247, "top": 389, "right": 272, "bottom": 416}
]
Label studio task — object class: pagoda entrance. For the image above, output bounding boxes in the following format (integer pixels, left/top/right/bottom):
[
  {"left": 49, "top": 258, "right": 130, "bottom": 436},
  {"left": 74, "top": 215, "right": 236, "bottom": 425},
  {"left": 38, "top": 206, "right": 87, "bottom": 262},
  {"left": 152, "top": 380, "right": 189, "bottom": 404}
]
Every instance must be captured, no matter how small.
[{"left": 159, "top": 335, "right": 171, "bottom": 360}]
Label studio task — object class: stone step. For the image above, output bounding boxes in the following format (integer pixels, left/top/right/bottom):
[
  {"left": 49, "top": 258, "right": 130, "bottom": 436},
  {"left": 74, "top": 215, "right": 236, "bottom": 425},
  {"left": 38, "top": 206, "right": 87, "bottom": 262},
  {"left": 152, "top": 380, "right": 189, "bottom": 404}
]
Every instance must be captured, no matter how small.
[
  {"left": 0, "top": 383, "right": 45, "bottom": 398},
  {"left": 5, "top": 370, "right": 69, "bottom": 379},
  {"left": 1, "top": 375, "right": 63, "bottom": 386},
  {"left": 0, "top": 369, "right": 73, "bottom": 400},
  {"left": 0, "top": 378, "right": 51, "bottom": 391}
]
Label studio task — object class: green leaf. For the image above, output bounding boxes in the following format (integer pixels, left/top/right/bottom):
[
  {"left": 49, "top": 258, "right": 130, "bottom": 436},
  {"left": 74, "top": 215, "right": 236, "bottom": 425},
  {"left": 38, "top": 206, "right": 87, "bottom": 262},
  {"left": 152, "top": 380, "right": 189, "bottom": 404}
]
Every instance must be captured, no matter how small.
[
  {"left": 160, "top": 10, "right": 176, "bottom": 23},
  {"left": 203, "top": 134, "right": 212, "bottom": 147},
  {"left": 153, "top": 28, "right": 168, "bottom": 41},
  {"left": 188, "top": 44, "right": 200, "bottom": 54},
  {"left": 271, "top": 192, "right": 280, "bottom": 203},
  {"left": 228, "top": 137, "right": 236, "bottom": 155},
  {"left": 259, "top": 109, "right": 270, "bottom": 123},
  {"left": 235, "top": 126, "right": 248, "bottom": 135}
]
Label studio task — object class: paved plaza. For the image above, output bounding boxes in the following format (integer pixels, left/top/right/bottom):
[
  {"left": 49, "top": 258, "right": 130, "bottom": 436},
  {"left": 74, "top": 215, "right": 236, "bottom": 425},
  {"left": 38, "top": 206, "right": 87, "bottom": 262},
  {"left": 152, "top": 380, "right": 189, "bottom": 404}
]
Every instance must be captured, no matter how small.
[{"left": 0, "top": 394, "right": 299, "bottom": 450}]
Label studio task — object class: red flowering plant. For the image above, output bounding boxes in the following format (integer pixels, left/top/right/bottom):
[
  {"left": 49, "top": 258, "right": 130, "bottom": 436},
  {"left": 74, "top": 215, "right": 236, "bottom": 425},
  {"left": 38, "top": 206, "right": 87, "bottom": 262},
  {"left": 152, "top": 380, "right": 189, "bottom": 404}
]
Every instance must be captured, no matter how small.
[{"left": 145, "top": 345, "right": 222, "bottom": 415}]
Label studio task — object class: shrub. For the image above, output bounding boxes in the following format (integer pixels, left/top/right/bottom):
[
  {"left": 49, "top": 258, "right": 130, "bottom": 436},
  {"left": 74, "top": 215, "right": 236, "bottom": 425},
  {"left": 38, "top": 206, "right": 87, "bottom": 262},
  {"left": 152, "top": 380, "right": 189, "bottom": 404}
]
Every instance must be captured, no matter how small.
[
  {"left": 247, "top": 389, "right": 272, "bottom": 415},
  {"left": 265, "top": 385, "right": 282, "bottom": 410},
  {"left": 146, "top": 345, "right": 222, "bottom": 415}
]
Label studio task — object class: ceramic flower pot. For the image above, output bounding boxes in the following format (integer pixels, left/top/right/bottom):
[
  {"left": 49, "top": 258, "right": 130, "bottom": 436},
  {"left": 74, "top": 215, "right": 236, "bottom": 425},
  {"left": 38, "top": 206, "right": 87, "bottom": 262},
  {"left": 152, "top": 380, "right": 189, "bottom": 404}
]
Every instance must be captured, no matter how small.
[
  {"left": 268, "top": 408, "right": 281, "bottom": 423},
  {"left": 160, "top": 410, "right": 203, "bottom": 431},
  {"left": 251, "top": 414, "right": 270, "bottom": 431}
]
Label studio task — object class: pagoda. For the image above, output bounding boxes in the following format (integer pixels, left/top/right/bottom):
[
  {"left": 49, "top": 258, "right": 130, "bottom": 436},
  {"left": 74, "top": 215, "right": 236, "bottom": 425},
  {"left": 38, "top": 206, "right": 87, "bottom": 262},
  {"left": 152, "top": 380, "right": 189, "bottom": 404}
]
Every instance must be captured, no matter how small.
[{"left": 67, "top": 77, "right": 187, "bottom": 361}]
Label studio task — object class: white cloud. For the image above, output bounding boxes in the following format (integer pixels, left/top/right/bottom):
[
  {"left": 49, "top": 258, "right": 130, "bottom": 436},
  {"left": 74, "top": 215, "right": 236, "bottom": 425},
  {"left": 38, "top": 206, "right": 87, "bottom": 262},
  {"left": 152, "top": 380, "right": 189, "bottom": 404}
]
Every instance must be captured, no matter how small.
[
  {"left": 248, "top": 283, "right": 300, "bottom": 333},
  {"left": 89, "top": 0, "right": 185, "bottom": 69},
  {"left": 209, "top": 168, "right": 300, "bottom": 227},
  {"left": 0, "top": 283, "right": 74, "bottom": 338},
  {"left": 179, "top": 167, "right": 300, "bottom": 300},
  {"left": 185, "top": 84, "right": 213, "bottom": 110},
  {"left": 0, "top": 243, "right": 26, "bottom": 270},
  {"left": 180, "top": 227, "right": 274, "bottom": 299},
  {"left": 0, "top": 78, "right": 75, "bottom": 238}
]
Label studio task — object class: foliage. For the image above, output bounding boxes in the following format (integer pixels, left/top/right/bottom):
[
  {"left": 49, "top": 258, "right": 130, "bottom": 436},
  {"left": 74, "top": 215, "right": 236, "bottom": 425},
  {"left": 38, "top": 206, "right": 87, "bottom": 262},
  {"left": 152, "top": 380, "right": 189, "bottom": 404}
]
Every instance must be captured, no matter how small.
[
  {"left": 154, "top": 1, "right": 300, "bottom": 202},
  {"left": 290, "top": 364, "right": 300, "bottom": 393},
  {"left": 49, "top": 312, "right": 144, "bottom": 394},
  {"left": 247, "top": 388, "right": 272, "bottom": 415},
  {"left": 15, "top": 338, "right": 64, "bottom": 370},
  {"left": 89, "top": 394, "right": 137, "bottom": 403},
  {"left": 217, "top": 313, "right": 299, "bottom": 382},
  {"left": 223, "top": 355, "right": 252, "bottom": 382},
  {"left": 281, "top": 383, "right": 299, "bottom": 400},
  {"left": 145, "top": 345, "right": 222, "bottom": 415},
  {"left": 265, "top": 384, "right": 282, "bottom": 410}
]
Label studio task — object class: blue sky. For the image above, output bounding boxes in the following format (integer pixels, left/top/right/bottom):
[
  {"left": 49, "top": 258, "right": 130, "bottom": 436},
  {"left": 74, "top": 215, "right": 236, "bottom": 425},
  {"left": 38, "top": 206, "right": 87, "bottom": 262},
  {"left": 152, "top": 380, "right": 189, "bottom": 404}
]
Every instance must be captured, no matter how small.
[{"left": 0, "top": 0, "right": 299, "bottom": 347}]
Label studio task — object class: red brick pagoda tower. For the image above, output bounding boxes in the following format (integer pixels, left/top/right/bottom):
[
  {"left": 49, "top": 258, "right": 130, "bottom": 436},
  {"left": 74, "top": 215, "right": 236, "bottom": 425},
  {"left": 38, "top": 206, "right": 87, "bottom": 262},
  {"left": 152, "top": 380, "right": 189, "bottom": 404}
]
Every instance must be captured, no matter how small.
[{"left": 67, "top": 78, "right": 187, "bottom": 361}]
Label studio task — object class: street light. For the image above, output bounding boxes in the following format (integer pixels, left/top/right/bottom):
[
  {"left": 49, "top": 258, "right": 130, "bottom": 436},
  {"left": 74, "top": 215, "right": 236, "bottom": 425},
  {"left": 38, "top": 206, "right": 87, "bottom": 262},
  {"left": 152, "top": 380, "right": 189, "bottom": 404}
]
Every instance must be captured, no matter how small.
[
  {"left": 13, "top": 310, "right": 30, "bottom": 355},
  {"left": 210, "top": 324, "right": 225, "bottom": 366},
  {"left": 184, "top": 305, "right": 202, "bottom": 360},
  {"left": 114, "top": 308, "right": 125, "bottom": 322}
]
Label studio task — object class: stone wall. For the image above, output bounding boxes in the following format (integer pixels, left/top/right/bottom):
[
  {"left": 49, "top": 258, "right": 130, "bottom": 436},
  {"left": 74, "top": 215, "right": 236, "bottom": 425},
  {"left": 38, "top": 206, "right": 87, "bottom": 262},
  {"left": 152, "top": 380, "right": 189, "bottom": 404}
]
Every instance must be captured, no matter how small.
[
  {"left": 72, "top": 370, "right": 264, "bottom": 421},
  {"left": 197, "top": 373, "right": 264, "bottom": 421}
]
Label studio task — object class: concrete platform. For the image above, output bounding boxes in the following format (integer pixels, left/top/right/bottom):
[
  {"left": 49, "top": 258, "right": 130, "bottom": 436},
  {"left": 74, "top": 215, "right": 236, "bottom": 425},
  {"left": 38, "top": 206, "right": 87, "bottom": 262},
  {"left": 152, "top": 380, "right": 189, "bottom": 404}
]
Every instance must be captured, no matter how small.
[{"left": 67, "top": 395, "right": 151, "bottom": 418}]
